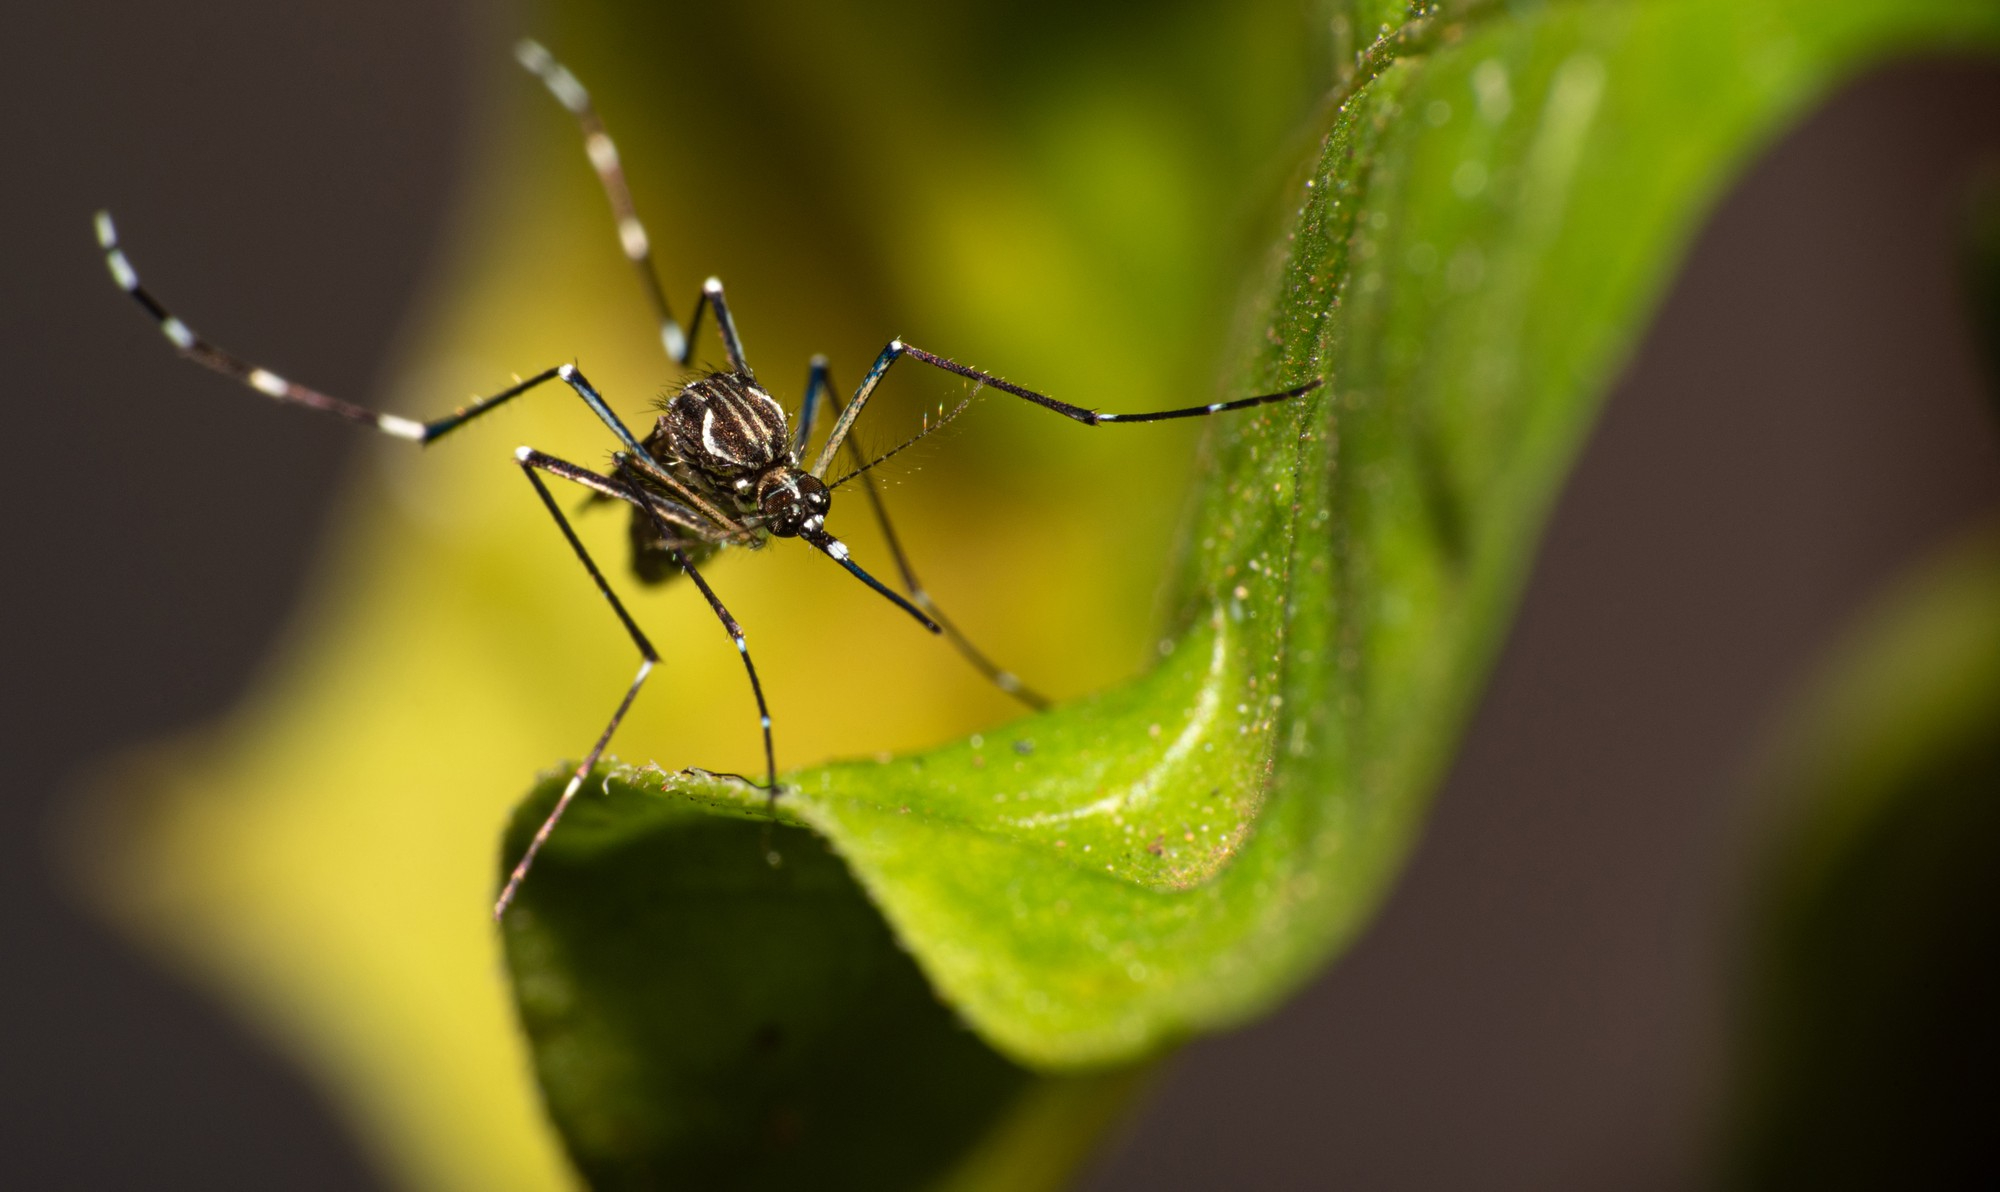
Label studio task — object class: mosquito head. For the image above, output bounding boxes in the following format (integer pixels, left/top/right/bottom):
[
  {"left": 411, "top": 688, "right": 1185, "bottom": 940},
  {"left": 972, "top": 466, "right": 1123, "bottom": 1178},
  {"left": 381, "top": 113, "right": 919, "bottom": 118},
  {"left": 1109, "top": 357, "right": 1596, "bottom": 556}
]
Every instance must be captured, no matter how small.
[{"left": 754, "top": 466, "right": 830, "bottom": 538}]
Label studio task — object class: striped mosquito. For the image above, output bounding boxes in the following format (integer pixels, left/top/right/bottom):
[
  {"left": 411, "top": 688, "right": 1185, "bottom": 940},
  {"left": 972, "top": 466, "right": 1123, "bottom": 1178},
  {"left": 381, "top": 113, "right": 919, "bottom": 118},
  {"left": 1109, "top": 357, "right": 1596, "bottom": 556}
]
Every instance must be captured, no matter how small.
[{"left": 95, "top": 39, "right": 1322, "bottom": 918}]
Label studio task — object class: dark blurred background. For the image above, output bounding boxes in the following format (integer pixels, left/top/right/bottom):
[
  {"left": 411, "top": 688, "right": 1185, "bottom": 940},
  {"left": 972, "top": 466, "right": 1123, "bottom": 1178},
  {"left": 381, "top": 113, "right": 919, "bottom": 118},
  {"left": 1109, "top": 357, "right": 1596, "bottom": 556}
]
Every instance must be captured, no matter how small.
[
  {"left": 3, "top": 2, "right": 1996, "bottom": 1189},
  {"left": 2, "top": 2, "right": 478, "bottom": 1187}
]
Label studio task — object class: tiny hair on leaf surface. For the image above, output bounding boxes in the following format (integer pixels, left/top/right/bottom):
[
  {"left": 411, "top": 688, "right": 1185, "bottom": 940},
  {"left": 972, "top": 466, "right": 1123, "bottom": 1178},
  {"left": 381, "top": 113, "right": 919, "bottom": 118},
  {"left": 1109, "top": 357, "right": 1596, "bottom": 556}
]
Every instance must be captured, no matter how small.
[{"left": 497, "top": 0, "right": 2000, "bottom": 1156}]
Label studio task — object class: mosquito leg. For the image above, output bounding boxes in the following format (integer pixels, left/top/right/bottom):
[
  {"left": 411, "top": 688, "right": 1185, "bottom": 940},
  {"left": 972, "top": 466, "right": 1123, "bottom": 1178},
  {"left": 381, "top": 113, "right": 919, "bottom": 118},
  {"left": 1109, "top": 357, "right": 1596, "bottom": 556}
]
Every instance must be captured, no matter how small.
[
  {"left": 666, "top": 548, "right": 780, "bottom": 805},
  {"left": 94, "top": 212, "right": 698, "bottom": 461},
  {"left": 809, "top": 337, "right": 1322, "bottom": 476},
  {"left": 516, "top": 447, "right": 717, "bottom": 541},
  {"left": 684, "top": 278, "right": 752, "bottom": 374},
  {"left": 515, "top": 40, "right": 755, "bottom": 378},
  {"left": 790, "top": 354, "right": 831, "bottom": 458},
  {"left": 494, "top": 450, "right": 664, "bottom": 920},
  {"left": 514, "top": 39, "right": 687, "bottom": 364},
  {"left": 96, "top": 210, "right": 474, "bottom": 440},
  {"left": 540, "top": 365, "right": 746, "bottom": 534},
  {"left": 519, "top": 447, "right": 779, "bottom": 810},
  {"left": 802, "top": 357, "right": 1048, "bottom": 709}
]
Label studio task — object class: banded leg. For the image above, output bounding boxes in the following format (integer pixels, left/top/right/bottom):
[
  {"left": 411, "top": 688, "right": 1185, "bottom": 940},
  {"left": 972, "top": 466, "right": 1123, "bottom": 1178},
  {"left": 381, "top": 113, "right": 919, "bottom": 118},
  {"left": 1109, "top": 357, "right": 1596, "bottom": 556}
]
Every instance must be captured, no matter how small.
[
  {"left": 810, "top": 338, "right": 1323, "bottom": 477},
  {"left": 665, "top": 545, "right": 780, "bottom": 805},
  {"left": 495, "top": 451, "right": 664, "bottom": 920},
  {"left": 800, "top": 357, "right": 1048, "bottom": 709},
  {"left": 96, "top": 210, "right": 447, "bottom": 440},
  {"left": 515, "top": 40, "right": 752, "bottom": 377},
  {"left": 498, "top": 447, "right": 782, "bottom": 915},
  {"left": 515, "top": 39, "right": 687, "bottom": 363},
  {"left": 790, "top": 352, "right": 832, "bottom": 457},
  {"left": 517, "top": 447, "right": 718, "bottom": 542},
  {"left": 92, "top": 213, "right": 707, "bottom": 466},
  {"left": 684, "top": 278, "right": 751, "bottom": 375}
]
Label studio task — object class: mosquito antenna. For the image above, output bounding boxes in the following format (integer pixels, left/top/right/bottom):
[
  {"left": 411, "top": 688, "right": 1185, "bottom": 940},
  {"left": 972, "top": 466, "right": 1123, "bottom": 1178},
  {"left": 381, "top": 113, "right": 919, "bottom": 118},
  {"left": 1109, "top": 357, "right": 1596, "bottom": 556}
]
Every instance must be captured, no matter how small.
[
  {"left": 828, "top": 385, "right": 981, "bottom": 490},
  {"left": 802, "top": 531, "right": 941, "bottom": 633}
]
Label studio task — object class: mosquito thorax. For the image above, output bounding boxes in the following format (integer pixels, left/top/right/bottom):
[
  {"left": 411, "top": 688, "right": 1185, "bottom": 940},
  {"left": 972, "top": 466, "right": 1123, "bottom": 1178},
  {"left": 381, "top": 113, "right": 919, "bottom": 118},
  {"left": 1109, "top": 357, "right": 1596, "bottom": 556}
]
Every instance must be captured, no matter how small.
[
  {"left": 754, "top": 467, "right": 830, "bottom": 538},
  {"left": 661, "top": 370, "right": 789, "bottom": 478}
]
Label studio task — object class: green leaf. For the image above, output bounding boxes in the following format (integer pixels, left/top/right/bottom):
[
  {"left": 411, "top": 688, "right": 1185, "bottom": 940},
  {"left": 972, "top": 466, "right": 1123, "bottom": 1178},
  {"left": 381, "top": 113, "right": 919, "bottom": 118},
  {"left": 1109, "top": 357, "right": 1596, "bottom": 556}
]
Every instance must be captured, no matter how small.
[
  {"left": 484, "top": 0, "right": 2000, "bottom": 1183},
  {"left": 500, "top": 794, "right": 1146, "bottom": 1191}
]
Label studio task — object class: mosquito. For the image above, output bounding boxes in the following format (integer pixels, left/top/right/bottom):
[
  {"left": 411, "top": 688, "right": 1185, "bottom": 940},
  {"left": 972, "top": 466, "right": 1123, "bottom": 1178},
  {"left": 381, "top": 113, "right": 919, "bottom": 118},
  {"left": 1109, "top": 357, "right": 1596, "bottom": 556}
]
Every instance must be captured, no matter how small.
[{"left": 95, "top": 39, "right": 1322, "bottom": 919}]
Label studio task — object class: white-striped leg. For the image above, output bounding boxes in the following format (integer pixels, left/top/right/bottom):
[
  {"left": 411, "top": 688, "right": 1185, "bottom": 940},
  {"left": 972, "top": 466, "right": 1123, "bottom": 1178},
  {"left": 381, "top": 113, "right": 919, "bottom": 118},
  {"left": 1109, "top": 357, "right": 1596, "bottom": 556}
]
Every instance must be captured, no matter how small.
[
  {"left": 516, "top": 41, "right": 760, "bottom": 378},
  {"left": 682, "top": 277, "right": 751, "bottom": 375},
  {"left": 95, "top": 210, "right": 440, "bottom": 440},
  {"left": 516, "top": 39, "right": 756, "bottom": 380},
  {"left": 506, "top": 449, "right": 784, "bottom": 879},
  {"left": 791, "top": 353, "right": 831, "bottom": 458},
  {"left": 516, "top": 447, "right": 720, "bottom": 542},
  {"left": 809, "top": 338, "right": 1323, "bottom": 477},
  {"left": 663, "top": 546, "right": 781, "bottom": 807},
  {"left": 94, "top": 212, "right": 683, "bottom": 454},
  {"left": 801, "top": 357, "right": 1048, "bottom": 709},
  {"left": 514, "top": 39, "right": 690, "bottom": 364},
  {"left": 496, "top": 450, "right": 664, "bottom": 919}
]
